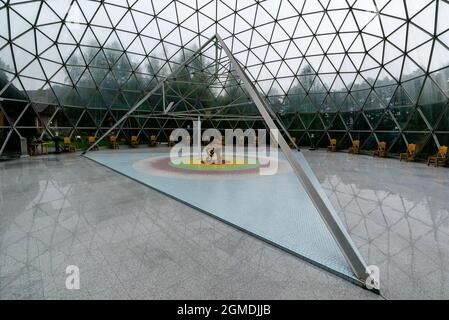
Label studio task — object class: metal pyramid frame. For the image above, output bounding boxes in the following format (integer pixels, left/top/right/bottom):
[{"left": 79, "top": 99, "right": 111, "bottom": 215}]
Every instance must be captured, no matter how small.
[{"left": 85, "top": 34, "right": 378, "bottom": 292}]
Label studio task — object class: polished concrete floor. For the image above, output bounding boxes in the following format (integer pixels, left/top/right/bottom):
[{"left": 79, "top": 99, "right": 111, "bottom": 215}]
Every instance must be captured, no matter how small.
[{"left": 0, "top": 149, "right": 448, "bottom": 299}]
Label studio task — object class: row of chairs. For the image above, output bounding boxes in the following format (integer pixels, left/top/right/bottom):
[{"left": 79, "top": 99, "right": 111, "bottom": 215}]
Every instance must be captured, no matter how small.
[
  {"left": 61, "top": 135, "right": 137, "bottom": 151},
  {"left": 332, "top": 138, "right": 448, "bottom": 167},
  {"left": 108, "top": 134, "right": 233, "bottom": 149},
  {"left": 91, "top": 134, "right": 220, "bottom": 149},
  {"left": 62, "top": 136, "right": 97, "bottom": 152},
  {"left": 400, "top": 143, "right": 448, "bottom": 167},
  {"left": 86, "top": 133, "right": 449, "bottom": 168},
  {"left": 107, "top": 135, "right": 158, "bottom": 149},
  {"left": 168, "top": 135, "right": 262, "bottom": 147}
]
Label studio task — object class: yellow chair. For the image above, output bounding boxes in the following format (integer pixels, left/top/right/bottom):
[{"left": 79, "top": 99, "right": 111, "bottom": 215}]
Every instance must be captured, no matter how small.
[
  {"left": 288, "top": 137, "right": 297, "bottom": 149},
  {"left": 109, "top": 135, "right": 119, "bottom": 150},
  {"left": 327, "top": 139, "right": 337, "bottom": 152},
  {"left": 41, "top": 142, "right": 49, "bottom": 155},
  {"left": 28, "top": 143, "right": 39, "bottom": 156},
  {"left": 88, "top": 136, "right": 99, "bottom": 151},
  {"left": 149, "top": 135, "right": 158, "bottom": 147},
  {"left": 349, "top": 140, "right": 360, "bottom": 154},
  {"left": 168, "top": 135, "right": 176, "bottom": 147},
  {"left": 400, "top": 144, "right": 416, "bottom": 162},
  {"left": 63, "top": 137, "right": 76, "bottom": 152},
  {"left": 373, "top": 141, "right": 387, "bottom": 158},
  {"left": 428, "top": 146, "right": 448, "bottom": 167},
  {"left": 238, "top": 136, "right": 245, "bottom": 146},
  {"left": 130, "top": 135, "right": 139, "bottom": 148}
]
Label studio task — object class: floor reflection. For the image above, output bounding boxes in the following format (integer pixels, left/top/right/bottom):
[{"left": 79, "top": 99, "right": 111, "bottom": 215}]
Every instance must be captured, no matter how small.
[{"left": 304, "top": 150, "right": 449, "bottom": 299}]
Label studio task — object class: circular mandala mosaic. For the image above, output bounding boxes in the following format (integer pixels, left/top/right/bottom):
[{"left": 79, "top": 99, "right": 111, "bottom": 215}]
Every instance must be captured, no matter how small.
[{"left": 133, "top": 153, "right": 290, "bottom": 180}]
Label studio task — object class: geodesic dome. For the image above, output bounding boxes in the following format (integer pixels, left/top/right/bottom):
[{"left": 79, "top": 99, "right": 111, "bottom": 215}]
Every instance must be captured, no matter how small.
[{"left": 1, "top": 0, "right": 449, "bottom": 157}]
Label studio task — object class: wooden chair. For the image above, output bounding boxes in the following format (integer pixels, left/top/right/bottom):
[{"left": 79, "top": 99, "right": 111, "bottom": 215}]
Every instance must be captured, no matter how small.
[
  {"left": 88, "top": 136, "right": 99, "bottom": 151},
  {"left": 41, "top": 142, "right": 49, "bottom": 155},
  {"left": 400, "top": 144, "right": 416, "bottom": 162},
  {"left": 130, "top": 135, "right": 139, "bottom": 148},
  {"left": 63, "top": 137, "right": 76, "bottom": 152},
  {"left": 427, "top": 146, "right": 448, "bottom": 167},
  {"left": 186, "top": 135, "right": 192, "bottom": 146},
  {"left": 349, "top": 140, "right": 360, "bottom": 154},
  {"left": 168, "top": 135, "right": 176, "bottom": 147},
  {"left": 149, "top": 135, "right": 158, "bottom": 147},
  {"left": 238, "top": 136, "right": 245, "bottom": 146},
  {"left": 288, "top": 137, "right": 297, "bottom": 149},
  {"left": 373, "top": 141, "right": 387, "bottom": 158},
  {"left": 327, "top": 139, "right": 337, "bottom": 152},
  {"left": 109, "top": 135, "right": 119, "bottom": 149},
  {"left": 28, "top": 143, "right": 39, "bottom": 156}
]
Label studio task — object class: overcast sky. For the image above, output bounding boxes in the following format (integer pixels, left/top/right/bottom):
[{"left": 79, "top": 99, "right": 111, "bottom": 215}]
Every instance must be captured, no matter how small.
[{"left": 0, "top": 0, "right": 448, "bottom": 94}]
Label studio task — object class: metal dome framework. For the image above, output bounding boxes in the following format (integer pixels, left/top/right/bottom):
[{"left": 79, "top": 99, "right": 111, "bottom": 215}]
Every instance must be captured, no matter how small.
[{"left": 1, "top": 0, "right": 449, "bottom": 157}]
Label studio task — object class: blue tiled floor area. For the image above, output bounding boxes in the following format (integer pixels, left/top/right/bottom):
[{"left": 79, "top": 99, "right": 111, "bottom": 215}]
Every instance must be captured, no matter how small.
[{"left": 84, "top": 149, "right": 360, "bottom": 283}]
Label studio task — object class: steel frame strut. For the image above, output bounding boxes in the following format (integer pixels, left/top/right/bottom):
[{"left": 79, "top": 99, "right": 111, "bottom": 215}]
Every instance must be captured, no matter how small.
[{"left": 215, "top": 34, "right": 375, "bottom": 290}]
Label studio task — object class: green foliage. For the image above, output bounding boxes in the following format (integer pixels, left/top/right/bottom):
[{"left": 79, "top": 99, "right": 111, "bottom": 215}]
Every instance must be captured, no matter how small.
[{"left": 54, "top": 41, "right": 163, "bottom": 109}]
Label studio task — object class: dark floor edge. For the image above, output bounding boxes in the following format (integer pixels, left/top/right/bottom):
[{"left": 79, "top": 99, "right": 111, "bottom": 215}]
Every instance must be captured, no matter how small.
[{"left": 81, "top": 153, "right": 380, "bottom": 295}]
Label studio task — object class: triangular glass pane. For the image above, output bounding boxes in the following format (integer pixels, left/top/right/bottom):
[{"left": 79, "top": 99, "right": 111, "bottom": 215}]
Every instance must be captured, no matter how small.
[
  {"left": 328, "top": 113, "right": 347, "bottom": 130},
  {"left": 404, "top": 109, "right": 430, "bottom": 131},
  {"left": 352, "top": 112, "right": 371, "bottom": 131},
  {"left": 419, "top": 78, "right": 447, "bottom": 105},
  {"left": 390, "top": 106, "right": 414, "bottom": 129},
  {"left": 309, "top": 115, "right": 325, "bottom": 130},
  {"left": 374, "top": 111, "right": 400, "bottom": 131},
  {"left": 389, "top": 134, "right": 408, "bottom": 154}
]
